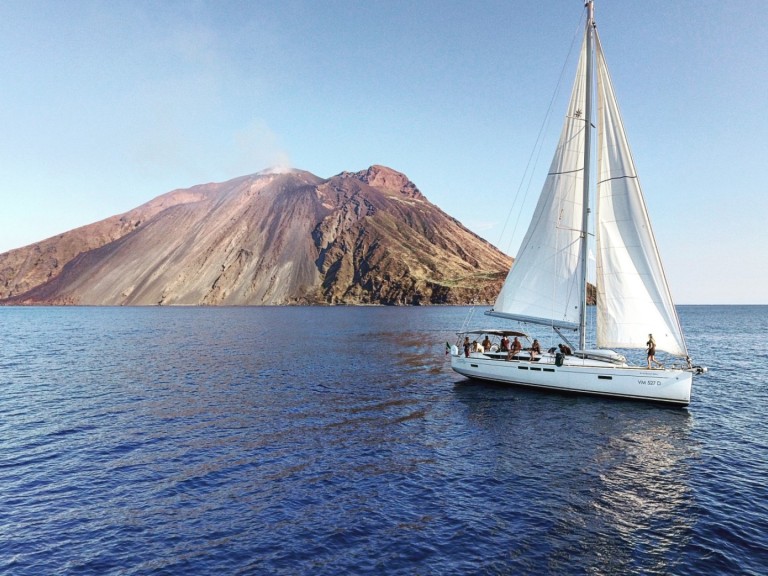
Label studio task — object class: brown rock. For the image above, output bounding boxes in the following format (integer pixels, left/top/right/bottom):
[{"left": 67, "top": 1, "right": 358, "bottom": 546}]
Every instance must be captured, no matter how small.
[{"left": 0, "top": 167, "right": 513, "bottom": 306}]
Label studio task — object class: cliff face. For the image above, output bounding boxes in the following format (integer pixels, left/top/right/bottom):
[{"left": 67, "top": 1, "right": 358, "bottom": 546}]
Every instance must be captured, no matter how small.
[{"left": 0, "top": 166, "right": 513, "bottom": 306}]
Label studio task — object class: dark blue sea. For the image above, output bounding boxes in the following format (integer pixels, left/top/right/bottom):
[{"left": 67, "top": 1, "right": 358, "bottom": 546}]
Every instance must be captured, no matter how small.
[{"left": 1, "top": 305, "right": 766, "bottom": 575}]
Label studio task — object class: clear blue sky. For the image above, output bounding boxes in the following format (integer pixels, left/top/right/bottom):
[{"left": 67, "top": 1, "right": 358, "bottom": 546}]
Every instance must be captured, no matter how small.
[{"left": 1, "top": 1, "right": 765, "bottom": 304}]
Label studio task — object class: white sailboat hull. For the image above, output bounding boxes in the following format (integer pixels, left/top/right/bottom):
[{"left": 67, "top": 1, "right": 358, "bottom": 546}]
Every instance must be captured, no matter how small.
[{"left": 450, "top": 352, "right": 692, "bottom": 406}]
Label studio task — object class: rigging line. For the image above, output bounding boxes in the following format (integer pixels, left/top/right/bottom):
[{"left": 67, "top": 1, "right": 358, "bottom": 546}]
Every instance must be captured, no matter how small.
[
  {"left": 597, "top": 175, "right": 637, "bottom": 184},
  {"left": 549, "top": 167, "right": 585, "bottom": 176},
  {"left": 497, "top": 5, "right": 588, "bottom": 255}
]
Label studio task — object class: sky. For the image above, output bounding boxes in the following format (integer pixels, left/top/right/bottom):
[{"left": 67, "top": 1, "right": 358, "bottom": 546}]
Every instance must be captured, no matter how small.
[{"left": 1, "top": 0, "right": 766, "bottom": 304}]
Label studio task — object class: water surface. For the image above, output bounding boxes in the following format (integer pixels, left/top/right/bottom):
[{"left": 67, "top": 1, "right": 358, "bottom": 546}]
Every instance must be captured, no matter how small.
[{"left": 1, "top": 305, "right": 766, "bottom": 574}]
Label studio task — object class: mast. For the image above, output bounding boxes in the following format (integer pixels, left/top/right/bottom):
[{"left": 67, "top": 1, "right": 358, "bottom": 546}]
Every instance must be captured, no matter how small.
[{"left": 578, "top": 0, "right": 595, "bottom": 351}]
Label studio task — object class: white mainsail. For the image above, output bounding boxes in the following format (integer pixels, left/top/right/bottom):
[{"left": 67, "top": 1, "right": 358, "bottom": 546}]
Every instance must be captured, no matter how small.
[
  {"left": 594, "top": 34, "right": 688, "bottom": 357},
  {"left": 490, "top": 36, "right": 589, "bottom": 330}
]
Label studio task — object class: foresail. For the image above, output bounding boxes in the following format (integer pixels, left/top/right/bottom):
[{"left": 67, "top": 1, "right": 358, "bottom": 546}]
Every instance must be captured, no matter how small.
[
  {"left": 594, "top": 33, "right": 687, "bottom": 357},
  {"left": 490, "top": 36, "right": 588, "bottom": 330}
]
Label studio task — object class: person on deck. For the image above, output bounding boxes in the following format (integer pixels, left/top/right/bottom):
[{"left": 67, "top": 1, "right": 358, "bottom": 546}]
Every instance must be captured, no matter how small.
[
  {"left": 500, "top": 336, "right": 510, "bottom": 352},
  {"left": 647, "top": 334, "right": 662, "bottom": 368},
  {"left": 482, "top": 335, "right": 492, "bottom": 352},
  {"left": 463, "top": 336, "right": 471, "bottom": 358},
  {"left": 558, "top": 343, "right": 573, "bottom": 355},
  {"left": 508, "top": 337, "right": 523, "bottom": 360},
  {"left": 530, "top": 339, "right": 541, "bottom": 360}
]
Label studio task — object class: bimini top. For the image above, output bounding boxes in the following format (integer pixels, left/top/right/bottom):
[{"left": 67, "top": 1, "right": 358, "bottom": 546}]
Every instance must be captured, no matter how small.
[{"left": 458, "top": 329, "right": 529, "bottom": 338}]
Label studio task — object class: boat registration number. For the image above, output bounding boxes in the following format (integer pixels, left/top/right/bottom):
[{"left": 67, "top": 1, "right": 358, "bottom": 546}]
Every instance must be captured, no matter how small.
[{"left": 638, "top": 379, "right": 662, "bottom": 386}]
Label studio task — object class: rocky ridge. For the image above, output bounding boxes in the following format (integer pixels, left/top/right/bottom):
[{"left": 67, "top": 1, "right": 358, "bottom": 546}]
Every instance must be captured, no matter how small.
[{"left": 0, "top": 166, "right": 513, "bottom": 306}]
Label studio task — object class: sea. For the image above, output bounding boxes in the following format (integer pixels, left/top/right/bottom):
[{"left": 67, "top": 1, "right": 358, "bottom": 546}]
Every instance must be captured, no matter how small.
[{"left": 1, "top": 305, "right": 766, "bottom": 575}]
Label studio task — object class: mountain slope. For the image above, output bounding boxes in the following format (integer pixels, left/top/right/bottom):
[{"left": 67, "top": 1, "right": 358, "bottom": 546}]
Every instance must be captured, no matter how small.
[{"left": 0, "top": 166, "right": 512, "bottom": 305}]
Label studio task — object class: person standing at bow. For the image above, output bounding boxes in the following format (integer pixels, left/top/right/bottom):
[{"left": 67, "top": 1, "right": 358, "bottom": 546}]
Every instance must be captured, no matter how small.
[{"left": 647, "top": 334, "right": 662, "bottom": 368}]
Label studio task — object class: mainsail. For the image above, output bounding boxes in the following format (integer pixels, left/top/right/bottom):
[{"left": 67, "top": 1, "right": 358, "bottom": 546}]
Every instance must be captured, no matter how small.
[
  {"left": 489, "top": 35, "right": 589, "bottom": 330},
  {"left": 594, "top": 34, "right": 688, "bottom": 357}
]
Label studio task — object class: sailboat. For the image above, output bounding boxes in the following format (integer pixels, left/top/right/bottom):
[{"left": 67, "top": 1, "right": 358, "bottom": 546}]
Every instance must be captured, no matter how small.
[{"left": 450, "top": 1, "right": 706, "bottom": 406}]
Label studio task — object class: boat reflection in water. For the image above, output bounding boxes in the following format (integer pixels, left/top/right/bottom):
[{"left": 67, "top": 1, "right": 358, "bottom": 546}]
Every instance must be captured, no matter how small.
[{"left": 452, "top": 383, "right": 696, "bottom": 571}]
